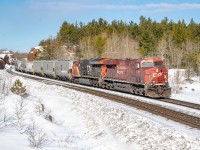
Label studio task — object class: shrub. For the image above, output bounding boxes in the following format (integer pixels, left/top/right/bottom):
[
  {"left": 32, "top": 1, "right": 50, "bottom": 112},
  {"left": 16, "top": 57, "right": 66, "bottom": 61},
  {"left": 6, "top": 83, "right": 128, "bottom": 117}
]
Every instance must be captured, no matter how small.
[
  {"left": 172, "top": 70, "right": 182, "bottom": 94},
  {"left": 10, "top": 79, "right": 26, "bottom": 96},
  {"left": 0, "top": 78, "right": 11, "bottom": 96},
  {"left": 26, "top": 121, "right": 48, "bottom": 148},
  {"left": 13, "top": 98, "right": 27, "bottom": 133}
]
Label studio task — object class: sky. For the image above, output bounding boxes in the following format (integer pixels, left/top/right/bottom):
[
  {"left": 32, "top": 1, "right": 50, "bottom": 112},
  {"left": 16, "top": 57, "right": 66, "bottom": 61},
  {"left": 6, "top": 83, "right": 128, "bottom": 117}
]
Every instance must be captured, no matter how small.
[{"left": 0, "top": 0, "right": 200, "bottom": 53}]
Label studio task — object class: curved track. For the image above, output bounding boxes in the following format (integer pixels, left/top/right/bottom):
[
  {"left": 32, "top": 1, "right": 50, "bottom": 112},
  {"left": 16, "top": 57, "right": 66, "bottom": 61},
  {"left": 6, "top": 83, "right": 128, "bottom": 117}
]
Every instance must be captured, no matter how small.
[{"left": 9, "top": 69, "right": 200, "bottom": 129}]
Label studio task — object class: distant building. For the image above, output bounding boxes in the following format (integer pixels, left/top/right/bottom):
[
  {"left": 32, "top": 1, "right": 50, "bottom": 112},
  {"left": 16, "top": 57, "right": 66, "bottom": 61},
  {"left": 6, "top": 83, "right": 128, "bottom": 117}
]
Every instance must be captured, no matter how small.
[
  {"left": 0, "top": 50, "right": 13, "bottom": 58},
  {"left": 0, "top": 50, "right": 12, "bottom": 58},
  {"left": 0, "top": 50, "right": 16, "bottom": 64}
]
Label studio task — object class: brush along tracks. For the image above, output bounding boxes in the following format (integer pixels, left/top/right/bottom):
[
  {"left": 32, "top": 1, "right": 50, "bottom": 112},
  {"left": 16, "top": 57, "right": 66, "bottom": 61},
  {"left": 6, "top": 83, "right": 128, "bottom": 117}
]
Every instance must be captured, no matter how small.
[{"left": 10, "top": 69, "right": 200, "bottom": 129}]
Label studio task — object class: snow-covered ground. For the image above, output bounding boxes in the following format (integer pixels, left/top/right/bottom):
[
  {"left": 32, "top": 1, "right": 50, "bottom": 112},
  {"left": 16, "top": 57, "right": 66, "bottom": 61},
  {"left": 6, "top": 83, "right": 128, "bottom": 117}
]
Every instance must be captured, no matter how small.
[
  {"left": 169, "top": 69, "right": 200, "bottom": 104},
  {"left": 0, "top": 67, "right": 200, "bottom": 150}
]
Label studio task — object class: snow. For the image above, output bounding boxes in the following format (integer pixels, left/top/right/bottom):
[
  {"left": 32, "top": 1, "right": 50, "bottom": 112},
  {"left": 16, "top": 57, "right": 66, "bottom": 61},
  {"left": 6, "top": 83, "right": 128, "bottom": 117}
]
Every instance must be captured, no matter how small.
[
  {"left": 0, "top": 54, "right": 13, "bottom": 59},
  {"left": 1, "top": 67, "right": 200, "bottom": 149},
  {"left": 169, "top": 69, "right": 200, "bottom": 104},
  {"left": 34, "top": 46, "right": 44, "bottom": 51},
  {"left": 0, "top": 128, "right": 31, "bottom": 150},
  {"left": 1, "top": 51, "right": 10, "bottom": 54},
  {"left": 0, "top": 54, "right": 7, "bottom": 59}
]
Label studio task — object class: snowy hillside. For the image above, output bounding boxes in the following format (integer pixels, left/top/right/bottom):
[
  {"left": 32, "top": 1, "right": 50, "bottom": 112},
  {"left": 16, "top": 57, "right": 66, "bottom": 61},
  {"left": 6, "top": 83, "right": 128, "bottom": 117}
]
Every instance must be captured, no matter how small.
[
  {"left": 0, "top": 68, "right": 200, "bottom": 150},
  {"left": 169, "top": 69, "right": 200, "bottom": 104}
]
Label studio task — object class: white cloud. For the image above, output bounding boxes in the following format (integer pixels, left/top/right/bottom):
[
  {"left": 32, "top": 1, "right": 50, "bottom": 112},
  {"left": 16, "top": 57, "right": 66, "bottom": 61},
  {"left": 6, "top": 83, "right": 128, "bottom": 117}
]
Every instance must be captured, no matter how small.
[
  {"left": 146, "top": 3, "right": 200, "bottom": 12},
  {"left": 29, "top": 1, "right": 200, "bottom": 13}
]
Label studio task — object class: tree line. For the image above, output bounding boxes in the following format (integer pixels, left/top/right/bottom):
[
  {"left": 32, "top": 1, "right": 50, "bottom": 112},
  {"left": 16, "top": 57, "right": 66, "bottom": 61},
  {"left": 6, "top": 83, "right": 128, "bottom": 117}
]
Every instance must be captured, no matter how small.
[{"left": 38, "top": 16, "right": 200, "bottom": 75}]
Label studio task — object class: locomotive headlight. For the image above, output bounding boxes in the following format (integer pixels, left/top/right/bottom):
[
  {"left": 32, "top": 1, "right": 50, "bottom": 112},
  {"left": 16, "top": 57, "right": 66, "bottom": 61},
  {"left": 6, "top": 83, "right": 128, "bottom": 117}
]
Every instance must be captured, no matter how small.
[
  {"left": 164, "top": 75, "right": 167, "bottom": 79},
  {"left": 156, "top": 69, "right": 158, "bottom": 72},
  {"left": 145, "top": 72, "right": 150, "bottom": 75}
]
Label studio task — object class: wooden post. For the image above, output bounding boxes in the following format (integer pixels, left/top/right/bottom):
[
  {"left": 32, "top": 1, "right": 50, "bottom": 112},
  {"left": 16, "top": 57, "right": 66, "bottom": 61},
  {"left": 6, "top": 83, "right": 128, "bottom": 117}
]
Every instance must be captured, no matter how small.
[{"left": 40, "top": 104, "right": 44, "bottom": 112}]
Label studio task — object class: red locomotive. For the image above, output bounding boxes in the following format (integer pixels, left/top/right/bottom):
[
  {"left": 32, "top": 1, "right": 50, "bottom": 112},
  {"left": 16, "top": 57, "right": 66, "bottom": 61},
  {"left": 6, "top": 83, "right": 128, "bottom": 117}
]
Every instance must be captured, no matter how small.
[{"left": 72, "top": 58, "right": 171, "bottom": 98}]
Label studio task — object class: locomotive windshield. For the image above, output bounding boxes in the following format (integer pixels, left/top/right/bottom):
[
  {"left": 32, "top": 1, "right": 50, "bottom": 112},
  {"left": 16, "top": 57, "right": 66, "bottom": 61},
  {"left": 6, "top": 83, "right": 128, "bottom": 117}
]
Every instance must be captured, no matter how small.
[
  {"left": 141, "top": 62, "right": 153, "bottom": 67},
  {"left": 154, "top": 62, "right": 163, "bottom": 66},
  {"left": 142, "top": 61, "right": 163, "bottom": 68}
]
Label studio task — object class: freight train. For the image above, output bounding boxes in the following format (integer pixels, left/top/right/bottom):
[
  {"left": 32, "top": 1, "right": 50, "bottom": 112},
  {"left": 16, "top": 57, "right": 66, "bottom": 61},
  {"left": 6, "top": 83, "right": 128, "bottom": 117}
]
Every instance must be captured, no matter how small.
[{"left": 14, "top": 58, "right": 171, "bottom": 98}]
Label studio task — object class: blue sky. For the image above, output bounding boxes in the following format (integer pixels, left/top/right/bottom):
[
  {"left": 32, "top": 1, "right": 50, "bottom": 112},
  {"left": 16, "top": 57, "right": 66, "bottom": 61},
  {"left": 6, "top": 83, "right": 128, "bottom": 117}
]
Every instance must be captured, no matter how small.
[{"left": 0, "top": 0, "right": 200, "bottom": 52}]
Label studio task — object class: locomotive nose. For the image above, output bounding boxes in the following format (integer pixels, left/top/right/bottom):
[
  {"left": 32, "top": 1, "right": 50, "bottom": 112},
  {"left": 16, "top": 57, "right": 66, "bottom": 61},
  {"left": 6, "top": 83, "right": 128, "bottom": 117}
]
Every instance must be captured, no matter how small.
[
  {"left": 156, "top": 68, "right": 164, "bottom": 83},
  {"left": 158, "top": 73, "right": 163, "bottom": 82},
  {"left": 157, "top": 85, "right": 164, "bottom": 95}
]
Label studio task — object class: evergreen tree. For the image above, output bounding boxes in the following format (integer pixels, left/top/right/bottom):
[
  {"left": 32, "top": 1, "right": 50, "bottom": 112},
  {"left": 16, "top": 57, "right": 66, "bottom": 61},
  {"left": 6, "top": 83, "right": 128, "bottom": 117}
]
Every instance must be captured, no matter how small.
[
  {"left": 92, "top": 36, "right": 107, "bottom": 57},
  {"left": 172, "top": 20, "right": 188, "bottom": 45},
  {"left": 10, "top": 79, "right": 26, "bottom": 96},
  {"left": 37, "top": 16, "right": 200, "bottom": 73}
]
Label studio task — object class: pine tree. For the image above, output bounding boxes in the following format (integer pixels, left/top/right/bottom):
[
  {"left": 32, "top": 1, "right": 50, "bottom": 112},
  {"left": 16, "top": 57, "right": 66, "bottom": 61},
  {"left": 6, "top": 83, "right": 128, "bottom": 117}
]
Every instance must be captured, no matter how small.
[
  {"left": 37, "top": 17, "right": 200, "bottom": 72},
  {"left": 92, "top": 36, "right": 107, "bottom": 57},
  {"left": 10, "top": 79, "right": 26, "bottom": 96}
]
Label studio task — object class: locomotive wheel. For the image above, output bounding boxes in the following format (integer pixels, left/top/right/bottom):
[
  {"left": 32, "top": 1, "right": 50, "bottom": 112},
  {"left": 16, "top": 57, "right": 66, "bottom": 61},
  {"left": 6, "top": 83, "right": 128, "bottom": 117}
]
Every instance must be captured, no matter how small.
[
  {"left": 128, "top": 85, "right": 135, "bottom": 94},
  {"left": 102, "top": 84, "right": 106, "bottom": 89},
  {"left": 110, "top": 85, "right": 114, "bottom": 90}
]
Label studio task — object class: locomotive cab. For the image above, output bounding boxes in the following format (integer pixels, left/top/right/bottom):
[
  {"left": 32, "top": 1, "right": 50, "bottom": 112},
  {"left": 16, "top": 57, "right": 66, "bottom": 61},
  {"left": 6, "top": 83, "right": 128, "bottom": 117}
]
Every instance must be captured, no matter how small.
[{"left": 141, "top": 58, "right": 171, "bottom": 98}]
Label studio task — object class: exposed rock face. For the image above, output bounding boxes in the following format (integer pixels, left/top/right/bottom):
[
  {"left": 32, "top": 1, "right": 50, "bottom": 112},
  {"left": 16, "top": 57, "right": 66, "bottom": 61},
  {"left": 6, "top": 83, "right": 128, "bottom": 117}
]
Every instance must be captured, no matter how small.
[{"left": 27, "top": 47, "right": 43, "bottom": 60}]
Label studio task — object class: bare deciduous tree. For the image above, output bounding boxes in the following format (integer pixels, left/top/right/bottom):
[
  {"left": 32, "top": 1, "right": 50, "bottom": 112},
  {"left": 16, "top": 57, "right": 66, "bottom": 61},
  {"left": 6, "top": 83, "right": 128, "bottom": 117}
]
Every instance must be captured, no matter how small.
[
  {"left": 172, "top": 70, "right": 182, "bottom": 93},
  {"left": 157, "top": 34, "right": 184, "bottom": 68},
  {"left": 0, "top": 77, "right": 12, "bottom": 97},
  {"left": 103, "top": 32, "right": 140, "bottom": 59},
  {"left": 157, "top": 34, "right": 168, "bottom": 61},
  {"left": 79, "top": 36, "right": 94, "bottom": 58},
  {"left": 26, "top": 120, "right": 48, "bottom": 148},
  {"left": 0, "top": 77, "right": 13, "bottom": 130},
  {"left": 0, "top": 108, "right": 13, "bottom": 130},
  {"left": 79, "top": 32, "right": 140, "bottom": 59},
  {"left": 0, "top": 95, "right": 13, "bottom": 130},
  {"left": 13, "top": 98, "right": 27, "bottom": 133}
]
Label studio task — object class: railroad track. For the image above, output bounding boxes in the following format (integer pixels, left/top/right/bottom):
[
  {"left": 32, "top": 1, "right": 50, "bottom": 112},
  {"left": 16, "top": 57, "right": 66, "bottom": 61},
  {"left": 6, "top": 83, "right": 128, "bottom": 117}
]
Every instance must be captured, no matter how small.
[
  {"left": 159, "top": 98, "right": 200, "bottom": 110},
  {"left": 9, "top": 69, "right": 200, "bottom": 129}
]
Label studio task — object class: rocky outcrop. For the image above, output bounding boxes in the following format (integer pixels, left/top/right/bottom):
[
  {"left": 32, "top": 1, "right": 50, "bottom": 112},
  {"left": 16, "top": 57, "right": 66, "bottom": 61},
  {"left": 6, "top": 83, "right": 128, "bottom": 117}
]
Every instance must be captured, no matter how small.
[{"left": 27, "top": 46, "right": 43, "bottom": 60}]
